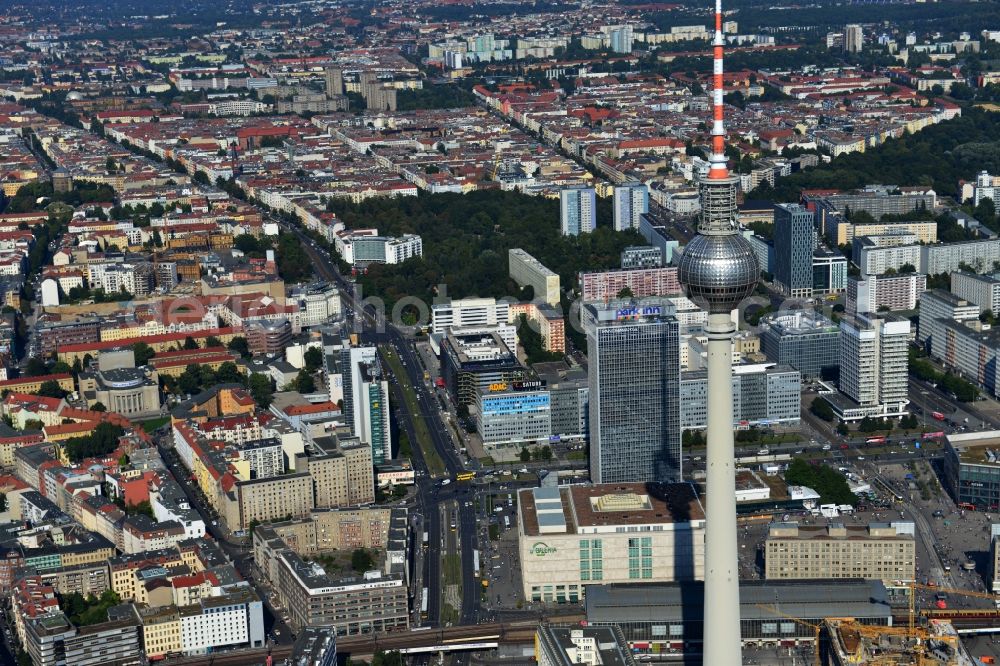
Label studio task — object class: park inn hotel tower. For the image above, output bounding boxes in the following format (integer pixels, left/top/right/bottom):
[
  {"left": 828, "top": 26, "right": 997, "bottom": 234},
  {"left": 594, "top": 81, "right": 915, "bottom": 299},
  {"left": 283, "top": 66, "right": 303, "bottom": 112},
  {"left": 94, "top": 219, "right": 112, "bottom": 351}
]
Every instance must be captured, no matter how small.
[
  {"left": 586, "top": 300, "right": 681, "bottom": 484},
  {"left": 676, "top": 0, "right": 761, "bottom": 663}
]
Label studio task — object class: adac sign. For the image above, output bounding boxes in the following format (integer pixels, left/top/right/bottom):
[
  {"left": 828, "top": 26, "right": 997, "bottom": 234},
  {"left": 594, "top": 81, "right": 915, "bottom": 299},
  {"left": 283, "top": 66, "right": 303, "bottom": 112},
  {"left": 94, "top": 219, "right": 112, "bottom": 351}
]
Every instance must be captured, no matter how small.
[{"left": 531, "top": 542, "right": 557, "bottom": 557}]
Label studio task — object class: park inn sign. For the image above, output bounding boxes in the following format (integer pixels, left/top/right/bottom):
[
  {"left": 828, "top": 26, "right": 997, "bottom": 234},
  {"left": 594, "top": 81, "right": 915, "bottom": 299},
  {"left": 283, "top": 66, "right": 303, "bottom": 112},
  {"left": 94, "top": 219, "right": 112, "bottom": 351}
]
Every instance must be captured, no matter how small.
[{"left": 530, "top": 542, "right": 557, "bottom": 557}]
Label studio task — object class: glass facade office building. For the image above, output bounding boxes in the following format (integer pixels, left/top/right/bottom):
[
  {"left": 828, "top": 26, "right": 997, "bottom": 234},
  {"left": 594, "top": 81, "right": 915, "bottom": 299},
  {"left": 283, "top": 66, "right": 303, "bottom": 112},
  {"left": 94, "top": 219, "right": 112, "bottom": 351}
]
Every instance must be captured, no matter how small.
[
  {"left": 773, "top": 203, "right": 816, "bottom": 298},
  {"left": 760, "top": 310, "right": 840, "bottom": 379},
  {"left": 586, "top": 303, "right": 681, "bottom": 483},
  {"left": 477, "top": 386, "right": 552, "bottom": 447},
  {"left": 944, "top": 437, "right": 1000, "bottom": 510}
]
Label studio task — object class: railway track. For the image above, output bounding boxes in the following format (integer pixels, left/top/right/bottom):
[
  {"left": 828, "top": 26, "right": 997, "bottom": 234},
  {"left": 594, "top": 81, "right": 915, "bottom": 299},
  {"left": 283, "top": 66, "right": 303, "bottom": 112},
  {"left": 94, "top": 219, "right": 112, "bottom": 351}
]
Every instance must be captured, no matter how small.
[{"left": 161, "top": 616, "right": 582, "bottom": 665}]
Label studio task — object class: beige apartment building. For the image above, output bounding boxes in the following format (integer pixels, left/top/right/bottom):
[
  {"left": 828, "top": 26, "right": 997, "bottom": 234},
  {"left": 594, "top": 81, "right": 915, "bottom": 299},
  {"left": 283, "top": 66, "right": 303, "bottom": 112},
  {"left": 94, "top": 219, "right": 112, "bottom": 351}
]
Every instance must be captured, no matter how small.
[
  {"left": 235, "top": 472, "right": 315, "bottom": 529},
  {"left": 258, "top": 507, "right": 392, "bottom": 557},
  {"left": 137, "top": 606, "right": 183, "bottom": 659},
  {"left": 302, "top": 438, "right": 374, "bottom": 508},
  {"left": 827, "top": 220, "right": 937, "bottom": 246},
  {"left": 765, "top": 522, "right": 915, "bottom": 581}
]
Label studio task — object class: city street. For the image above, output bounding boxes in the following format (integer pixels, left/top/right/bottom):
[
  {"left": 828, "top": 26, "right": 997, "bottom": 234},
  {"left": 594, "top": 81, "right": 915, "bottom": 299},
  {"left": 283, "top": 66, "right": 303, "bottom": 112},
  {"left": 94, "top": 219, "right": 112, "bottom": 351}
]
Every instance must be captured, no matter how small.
[{"left": 282, "top": 221, "right": 485, "bottom": 628}]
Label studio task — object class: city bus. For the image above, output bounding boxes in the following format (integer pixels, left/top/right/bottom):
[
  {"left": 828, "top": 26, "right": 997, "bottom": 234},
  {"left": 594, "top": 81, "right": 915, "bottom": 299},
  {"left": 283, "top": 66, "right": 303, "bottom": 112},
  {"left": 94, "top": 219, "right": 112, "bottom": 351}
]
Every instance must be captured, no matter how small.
[{"left": 866, "top": 436, "right": 886, "bottom": 445}]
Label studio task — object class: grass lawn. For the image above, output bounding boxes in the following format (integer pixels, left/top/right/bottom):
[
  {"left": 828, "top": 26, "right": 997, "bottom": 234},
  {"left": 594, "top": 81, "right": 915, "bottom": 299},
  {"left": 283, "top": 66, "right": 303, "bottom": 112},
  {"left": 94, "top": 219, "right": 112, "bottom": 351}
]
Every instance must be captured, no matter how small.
[
  {"left": 139, "top": 416, "right": 170, "bottom": 433},
  {"left": 441, "top": 602, "right": 459, "bottom": 625},
  {"left": 443, "top": 553, "right": 462, "bottom": 586},
  {"left": 381, "top": 346, "right": 446, "bottom": 476}
]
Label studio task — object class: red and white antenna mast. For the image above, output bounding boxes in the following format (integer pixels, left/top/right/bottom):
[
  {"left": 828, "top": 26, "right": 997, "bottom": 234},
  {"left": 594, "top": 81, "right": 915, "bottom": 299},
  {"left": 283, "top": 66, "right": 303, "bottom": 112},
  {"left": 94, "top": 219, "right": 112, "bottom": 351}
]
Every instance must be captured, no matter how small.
[{"left": 707, "top": 0, "right": 729, "bottom": 181}]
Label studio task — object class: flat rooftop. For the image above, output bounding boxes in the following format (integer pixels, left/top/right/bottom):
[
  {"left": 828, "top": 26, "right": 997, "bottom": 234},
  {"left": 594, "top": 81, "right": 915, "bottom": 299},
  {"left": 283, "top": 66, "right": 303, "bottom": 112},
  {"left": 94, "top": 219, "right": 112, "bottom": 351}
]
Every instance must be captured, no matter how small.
[
  {"left": 519, "top": 483, "right": 704, "bottom": 537},
  {"left": 762, "top": 310, "right": 839, "bottom": 335},
  {"left": 947, "top": 431, "right": 1000, "bottom": 465},
  {"left": 585, "top": 579, "right": 892, "bottom": 625},
  {"left": 767, "top": 522, "right": 912, "bottom": 541},
  {"left": 509, "top": 248, "right": 557, "bottom": 277},
  {"left": 537, "top": 625, "right": 636, "bottom": 666}
]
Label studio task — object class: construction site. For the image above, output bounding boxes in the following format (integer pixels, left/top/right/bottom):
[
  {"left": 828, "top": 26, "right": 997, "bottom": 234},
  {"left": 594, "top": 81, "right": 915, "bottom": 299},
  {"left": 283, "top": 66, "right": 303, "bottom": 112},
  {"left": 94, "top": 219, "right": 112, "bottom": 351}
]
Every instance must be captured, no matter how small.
[{"left": 826, "top": 618, "right": 976, "bottom": 666}]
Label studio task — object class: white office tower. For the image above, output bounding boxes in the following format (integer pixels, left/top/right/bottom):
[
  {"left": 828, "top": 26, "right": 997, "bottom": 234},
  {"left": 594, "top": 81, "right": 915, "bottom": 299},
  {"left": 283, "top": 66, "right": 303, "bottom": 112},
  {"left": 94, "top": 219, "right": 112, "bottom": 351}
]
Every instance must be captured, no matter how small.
[
  {"left": 676, "top": 1, "right": 760, "bottom": 662},
  {"left": 838, "top": 314, "right": 910, "bottom": 418}
]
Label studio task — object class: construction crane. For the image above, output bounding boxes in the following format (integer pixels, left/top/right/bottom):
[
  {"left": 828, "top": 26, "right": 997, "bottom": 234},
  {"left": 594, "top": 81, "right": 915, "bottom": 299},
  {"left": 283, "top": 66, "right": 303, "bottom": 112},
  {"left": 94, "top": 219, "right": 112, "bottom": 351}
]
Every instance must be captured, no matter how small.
[
  {"left": 754, "top": 604, "right": 821, "bottom": 666},
  {"left": 837, "top": 620, "right": 930, "bottom": 665}
]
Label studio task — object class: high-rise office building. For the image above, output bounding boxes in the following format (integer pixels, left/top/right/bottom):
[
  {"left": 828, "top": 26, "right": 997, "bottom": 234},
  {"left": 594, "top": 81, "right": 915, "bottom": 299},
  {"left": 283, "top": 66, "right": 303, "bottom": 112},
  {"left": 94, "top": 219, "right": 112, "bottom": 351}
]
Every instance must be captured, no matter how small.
[
  {"left": 560, "top": 186, "right": 597, "bottom": 236},
  {"left": 613, "top": 182, "right": 648, "bottom": 231},
  {"left": 844, "top": 24, "right": 864, "bottom": 53},
  {"left": 357, "top": 363, "right": 391, "bottom": 464},
  {"left": 773, "top": 203, "right": 815, "bottom": 298},
  {"left": 586, "top": 301, "right": 681, "bottom": 484},
  {"left": 760, "top": 310, "right": 840, "bottom": 379},
  {"left": 344, "top": 347, "right": 391, "bottom": 464},
  {"left": 837, "top": 314, "right": 910, "bottom": 419}
]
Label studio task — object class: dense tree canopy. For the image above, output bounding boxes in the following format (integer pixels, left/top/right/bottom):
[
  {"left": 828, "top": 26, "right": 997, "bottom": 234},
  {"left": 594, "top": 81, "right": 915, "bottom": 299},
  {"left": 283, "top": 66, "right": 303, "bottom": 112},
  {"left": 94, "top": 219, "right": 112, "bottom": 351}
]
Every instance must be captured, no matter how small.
[
  {"left": 63, "top": 422, "right": 126, "bottom": 463},
  {"left": 396, "top": 86, "right": 477, "bottom": 111},
  {"left": 785, "top": 458, "right": 857, "bottom": 506},
  {"left": 328, "top": 190, "right": 642, "bottom": 305},
  {"left": 749, "top": 109, "right": 1000, "bottom": 203}
]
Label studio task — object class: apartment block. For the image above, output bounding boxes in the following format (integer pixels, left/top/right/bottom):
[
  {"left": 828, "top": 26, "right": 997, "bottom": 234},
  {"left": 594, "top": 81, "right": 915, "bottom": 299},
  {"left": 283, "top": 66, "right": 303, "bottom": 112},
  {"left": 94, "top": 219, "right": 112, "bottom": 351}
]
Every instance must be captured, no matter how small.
[
  {"left": 508, "top": 248, "right": 561, "bottom": 306},
  {"left": 508, "top": 301, "right": 566, "bottom": 353},
  {"left": 951, "top": 271, "right": 1000, "bottom": 315},
  {"left": 302, "top": 435, "right": 375, "bottom": 509},
  {"left": 856, "top": 240, "right": 922, "bottom": 277},
  {"left": 917, "top": 289, "right": 980, "bottom": 345},
  {"left": 847, "top": 273, "right": 926, "bottom": 314},
  {"left": 612, "top": 182, "right": 649, "bottom": 231},
  {"left": 560, "top": 186, "right": 596, "bottom": 236},
  {"left": 765, "top": 522, "right": 915, "bottom": 582},
  {"left": 236, "top": 472, "right": 315, "bottom": 529},
  {"left": 579, "top": 267, "right": 681, "bottom": 301},
  {"left": 922, "top": 238, "right": 1000, "bottom": 275},
  {"left": 931, "top": 321, "right": 1000, "bottom": 398},
  {"left": 826, "top": 220, "right": 937, "bottom": 246}
]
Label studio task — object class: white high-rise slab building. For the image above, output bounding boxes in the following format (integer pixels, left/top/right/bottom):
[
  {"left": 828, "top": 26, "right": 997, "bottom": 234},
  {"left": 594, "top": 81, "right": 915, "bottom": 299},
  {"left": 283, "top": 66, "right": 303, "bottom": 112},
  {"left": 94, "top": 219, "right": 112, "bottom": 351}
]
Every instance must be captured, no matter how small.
[{"left": 838, "top": 314, "right": 910, "bottom": 418}]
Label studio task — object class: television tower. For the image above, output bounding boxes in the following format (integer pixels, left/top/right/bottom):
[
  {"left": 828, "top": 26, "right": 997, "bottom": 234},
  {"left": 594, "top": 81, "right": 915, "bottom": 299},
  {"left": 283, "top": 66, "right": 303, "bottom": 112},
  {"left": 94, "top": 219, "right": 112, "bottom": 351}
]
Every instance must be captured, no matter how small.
[{"left": 676, "top": 0, "right": 759, "bottom": 663}]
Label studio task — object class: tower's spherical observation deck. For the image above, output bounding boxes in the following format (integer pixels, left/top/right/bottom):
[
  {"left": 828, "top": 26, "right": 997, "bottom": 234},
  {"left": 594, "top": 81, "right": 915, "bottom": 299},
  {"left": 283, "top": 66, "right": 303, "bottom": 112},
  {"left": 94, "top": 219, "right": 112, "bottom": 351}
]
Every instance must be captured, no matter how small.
[{"left": 678, "top": 233, "right": 759, "bottom": 314}]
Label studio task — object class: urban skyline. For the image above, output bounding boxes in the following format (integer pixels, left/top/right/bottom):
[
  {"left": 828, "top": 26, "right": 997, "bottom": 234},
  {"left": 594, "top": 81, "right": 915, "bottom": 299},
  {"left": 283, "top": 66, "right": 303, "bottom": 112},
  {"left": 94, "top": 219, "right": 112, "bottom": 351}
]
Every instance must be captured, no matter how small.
[{"left": 1, "top": 0, "right": 1000, "bottom": 664}]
